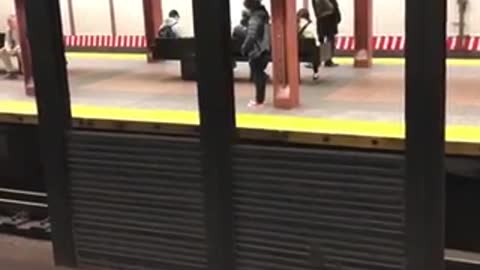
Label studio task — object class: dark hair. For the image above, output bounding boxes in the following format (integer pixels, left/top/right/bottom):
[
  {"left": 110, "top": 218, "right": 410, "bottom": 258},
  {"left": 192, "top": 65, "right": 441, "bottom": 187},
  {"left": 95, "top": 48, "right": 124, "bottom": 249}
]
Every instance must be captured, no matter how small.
[
  {"left": 169, "top": 10, "right": 180, "bottom": 18},
  {"left": 244, "top": 0, "right": 261, "bottom": 10},
  {"left": 297, "top": 8, "right": 311, "bottom": 22}
]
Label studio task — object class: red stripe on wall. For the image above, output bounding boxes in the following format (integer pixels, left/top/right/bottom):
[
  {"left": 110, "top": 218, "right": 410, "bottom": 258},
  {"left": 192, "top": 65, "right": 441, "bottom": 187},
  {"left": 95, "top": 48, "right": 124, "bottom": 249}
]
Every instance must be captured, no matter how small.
[{"left": 63, "top": 35, "right": 480, "bottom": 52}]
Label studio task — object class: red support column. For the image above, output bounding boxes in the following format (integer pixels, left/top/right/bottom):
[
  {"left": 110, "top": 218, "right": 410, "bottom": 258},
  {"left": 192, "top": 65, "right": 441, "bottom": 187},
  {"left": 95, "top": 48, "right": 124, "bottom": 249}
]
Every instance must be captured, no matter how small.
[
  {"left": 14, "top": 0, "right": 35, "bottom": 96},
  {"left": 353, "top": 0, "right": 373, "bottom": 68},
  {"left": 143, "top": 0, "right": 163, "bottom": 62},
  {"left": 271, "top": 0, "right": 300, "bottom": 109}
]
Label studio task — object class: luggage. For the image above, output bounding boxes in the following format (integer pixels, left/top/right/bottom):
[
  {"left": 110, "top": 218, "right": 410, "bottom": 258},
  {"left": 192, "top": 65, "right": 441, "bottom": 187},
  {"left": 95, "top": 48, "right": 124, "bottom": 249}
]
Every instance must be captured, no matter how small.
[{"left": 319, "top": 40, "right": 333, "bottom": 62}]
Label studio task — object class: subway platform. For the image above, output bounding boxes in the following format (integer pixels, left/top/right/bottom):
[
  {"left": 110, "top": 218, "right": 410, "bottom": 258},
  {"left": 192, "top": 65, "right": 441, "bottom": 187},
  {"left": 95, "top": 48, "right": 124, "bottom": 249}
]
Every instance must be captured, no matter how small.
[{"left": 1, "top": 54, "right": 480, "bottom": 143}]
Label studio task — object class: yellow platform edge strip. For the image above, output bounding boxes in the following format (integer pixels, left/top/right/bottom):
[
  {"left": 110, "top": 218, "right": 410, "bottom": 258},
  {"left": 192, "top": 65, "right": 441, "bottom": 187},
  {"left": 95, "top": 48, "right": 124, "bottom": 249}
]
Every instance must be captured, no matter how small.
[
  {"left": 65, "top": 52, "right": 480, "bottom": 66},
  {"left": 1, "top": 100, "right": 480, "bottom": 144}
]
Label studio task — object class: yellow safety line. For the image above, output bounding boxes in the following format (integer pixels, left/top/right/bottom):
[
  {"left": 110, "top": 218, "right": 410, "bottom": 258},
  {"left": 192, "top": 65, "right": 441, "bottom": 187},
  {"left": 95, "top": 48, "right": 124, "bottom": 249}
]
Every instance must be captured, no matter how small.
[
  {"left": 65, "top": 52, "right": 480, "bottom": 66},
  {"left": 2, "top": 100, "right": 480, "bottom": 144}
]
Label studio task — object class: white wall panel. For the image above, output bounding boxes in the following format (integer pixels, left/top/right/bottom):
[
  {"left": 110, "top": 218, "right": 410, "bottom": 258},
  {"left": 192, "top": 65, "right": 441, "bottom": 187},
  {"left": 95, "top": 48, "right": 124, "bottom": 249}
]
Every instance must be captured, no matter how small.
[
  {"left": 59, "top": 0, "right": 72, "bottom": 35},
  {"left": 373, "top": 1, "right": 404, "bottom": 35},
  {"left": 0, "top": 1, "right": 15, "bottom": 32},
  {"left": 73, "top": 0, "right": 111, "bottom": 35},
  {"left": 113, "top": 0, "right": 144, "bottom": 35},
  {"left": 336, "top": 0, "right": 354, "bottom": 35}
]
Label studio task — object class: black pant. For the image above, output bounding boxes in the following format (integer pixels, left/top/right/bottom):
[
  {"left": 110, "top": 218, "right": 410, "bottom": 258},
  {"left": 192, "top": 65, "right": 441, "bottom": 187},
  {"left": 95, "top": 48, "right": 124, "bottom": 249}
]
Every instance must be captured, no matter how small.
[{"left": 249, "top": 53, "right": 269, "bottom": 104}]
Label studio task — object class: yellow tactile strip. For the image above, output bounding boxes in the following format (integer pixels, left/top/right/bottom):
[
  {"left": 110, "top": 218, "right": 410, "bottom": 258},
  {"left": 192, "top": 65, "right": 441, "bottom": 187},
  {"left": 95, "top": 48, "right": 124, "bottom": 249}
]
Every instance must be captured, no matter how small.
[{"left": 1, "top": 100, "right": 480, "bottom": 145}]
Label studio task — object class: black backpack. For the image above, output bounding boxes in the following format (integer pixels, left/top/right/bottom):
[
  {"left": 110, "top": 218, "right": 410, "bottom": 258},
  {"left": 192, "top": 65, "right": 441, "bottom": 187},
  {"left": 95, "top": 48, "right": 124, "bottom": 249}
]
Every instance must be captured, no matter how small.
[{"left": 158, "top": 22, "right": 178, "bottom": 38}]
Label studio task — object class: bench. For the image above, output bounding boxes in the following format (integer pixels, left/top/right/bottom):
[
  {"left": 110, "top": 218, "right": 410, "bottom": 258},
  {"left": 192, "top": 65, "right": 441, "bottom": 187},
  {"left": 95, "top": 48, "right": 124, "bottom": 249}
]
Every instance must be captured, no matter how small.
[{"left": 152, "top": 37, "right": 319, "bottom": 80}]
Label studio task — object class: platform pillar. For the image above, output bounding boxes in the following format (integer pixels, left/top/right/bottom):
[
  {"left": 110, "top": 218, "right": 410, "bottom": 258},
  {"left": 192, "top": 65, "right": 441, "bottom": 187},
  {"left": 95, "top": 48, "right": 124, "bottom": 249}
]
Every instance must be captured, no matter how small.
[
  {"left": 354, "top": 0, "right": 373, "bottom": 68},
  {"left": 14, "top": 0, "right": 35, "bottom": 96},
  {"left": 143, "top": 0, "right": 163, "bottom": 62},
  {"left": 271, "top": 0, "right": 300, "bottom": 109}
]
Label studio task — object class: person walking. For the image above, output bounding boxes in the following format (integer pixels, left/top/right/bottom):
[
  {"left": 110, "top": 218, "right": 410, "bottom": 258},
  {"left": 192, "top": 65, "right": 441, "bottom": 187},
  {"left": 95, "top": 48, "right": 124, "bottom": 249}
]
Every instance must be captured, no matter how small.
[
  {"left": 312, "top": 0, "right": 341, "bottom": 67},
  {"left": 241, "top": 0, "right": 271, "bottom": 108}
]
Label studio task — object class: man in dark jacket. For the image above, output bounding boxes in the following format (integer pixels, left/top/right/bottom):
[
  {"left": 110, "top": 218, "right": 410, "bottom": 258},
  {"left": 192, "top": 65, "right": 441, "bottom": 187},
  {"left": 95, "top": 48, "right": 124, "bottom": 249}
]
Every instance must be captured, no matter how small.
[
  {"left": 312, "top": 0, "right": 341, "bottom": 67},
  {"left": 241, "top": 0, "right": 270, "bottom": 107}
]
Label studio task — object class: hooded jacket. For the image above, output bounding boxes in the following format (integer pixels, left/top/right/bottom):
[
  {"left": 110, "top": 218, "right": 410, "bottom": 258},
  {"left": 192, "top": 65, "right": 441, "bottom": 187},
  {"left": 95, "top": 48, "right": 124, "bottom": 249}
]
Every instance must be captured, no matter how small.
[
  {"left": 158, "top": 17, "right": 182, "bottom": 38},
  {"left": 241, "top": 5, "right": 270, "bottom": 60}
]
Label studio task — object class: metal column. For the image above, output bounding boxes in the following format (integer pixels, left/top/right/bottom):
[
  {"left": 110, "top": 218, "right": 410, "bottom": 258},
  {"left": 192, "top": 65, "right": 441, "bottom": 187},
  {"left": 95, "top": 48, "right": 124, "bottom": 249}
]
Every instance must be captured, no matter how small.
[
  {"left": 271, "top": 0, "right": 300, "bottom": 109},
  {"left": 143, "top": 0, "right": 163, "bottom": 62},
  {"left": 405, "top": 0, "right": 446, "bottom": 270},
  {"left": 24, "top": 0, "right": 76, "bottom": 267},
  {"left": 354, "top": 0, "right": 373, "bottom": 68},
  {"left": 192, "top": 1, "right": 235, "bottom": 270}
]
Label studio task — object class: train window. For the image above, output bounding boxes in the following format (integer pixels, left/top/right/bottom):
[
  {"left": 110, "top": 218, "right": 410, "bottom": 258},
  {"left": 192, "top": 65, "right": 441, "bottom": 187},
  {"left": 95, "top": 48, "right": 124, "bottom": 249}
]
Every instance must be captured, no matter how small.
[
  {"left": 61, "top": 0, "right": 199, "bottom": 125},
  {"left": 0, "top": 0, "right": 37, "bottom": 118},
  {"left": 445, "top": 0, "right": 480, "bottom": 146},
  {"left": 232, "top": 0, "right": 405, "bottom": 142}
]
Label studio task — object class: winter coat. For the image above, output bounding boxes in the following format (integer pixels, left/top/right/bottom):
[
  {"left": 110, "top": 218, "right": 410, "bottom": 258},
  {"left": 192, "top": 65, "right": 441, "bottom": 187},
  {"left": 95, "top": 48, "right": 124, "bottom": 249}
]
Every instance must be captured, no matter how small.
[
  {"left": 241, "top": 5, "right": 271, "bottom": 60},
  {"left": 313, "top": 0, "right": 341, "bottom": 38}
]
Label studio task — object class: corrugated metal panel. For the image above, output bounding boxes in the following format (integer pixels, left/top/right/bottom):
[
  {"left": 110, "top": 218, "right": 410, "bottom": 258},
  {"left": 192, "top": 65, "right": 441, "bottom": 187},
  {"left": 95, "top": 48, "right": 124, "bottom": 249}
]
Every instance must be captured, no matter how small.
[
  {"left": 233, "top": 145, "right": 406, "bottom": 270},
  {"left": 68, "top": 131, "right": 207, "bottom": 270}
]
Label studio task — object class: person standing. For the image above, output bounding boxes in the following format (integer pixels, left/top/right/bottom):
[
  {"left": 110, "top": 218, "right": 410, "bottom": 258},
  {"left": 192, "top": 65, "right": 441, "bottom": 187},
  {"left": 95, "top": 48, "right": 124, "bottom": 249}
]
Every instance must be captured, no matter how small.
[
  {"left": 0, "top": 15, "right": 21, "bottom": 79},
  {"left": 312, "top": 0, "right": 341, "bottom": 67},
  {"left": 241, "top": 0, "right": 271, "bottom": 108}
]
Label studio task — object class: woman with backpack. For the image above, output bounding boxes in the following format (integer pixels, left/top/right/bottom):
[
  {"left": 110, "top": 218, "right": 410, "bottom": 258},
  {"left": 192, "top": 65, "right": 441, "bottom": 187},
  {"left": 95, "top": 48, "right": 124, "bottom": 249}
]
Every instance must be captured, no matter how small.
[
  {"left": 297, "top": 8, "right": 320, "bottom": 80},
  {"left": 241, "top": 0, "right": 271, "bottom": 108}
]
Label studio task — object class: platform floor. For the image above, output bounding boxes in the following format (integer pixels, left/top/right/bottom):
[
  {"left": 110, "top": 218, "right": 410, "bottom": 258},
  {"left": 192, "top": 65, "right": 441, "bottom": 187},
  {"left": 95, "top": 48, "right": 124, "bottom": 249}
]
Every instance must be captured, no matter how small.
[
  {"left": 1, "top": 54, "right": 480, "bottom": 142},
  {"left": 0, "top": 234, "right": 59, "bottom": 270}
]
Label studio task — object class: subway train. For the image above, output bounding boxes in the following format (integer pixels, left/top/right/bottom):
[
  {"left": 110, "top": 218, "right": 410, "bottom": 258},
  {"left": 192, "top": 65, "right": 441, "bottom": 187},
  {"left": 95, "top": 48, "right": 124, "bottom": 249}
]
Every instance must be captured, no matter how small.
[{"left": 1, "top": 0, "right": 480, "bottom": 269}]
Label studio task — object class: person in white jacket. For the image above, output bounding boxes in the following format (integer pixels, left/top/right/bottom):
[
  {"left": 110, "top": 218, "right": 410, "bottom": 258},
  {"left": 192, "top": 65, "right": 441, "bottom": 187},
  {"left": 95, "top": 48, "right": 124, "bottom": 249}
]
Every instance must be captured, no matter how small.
[
  {"left": 158, "top": 10, "right": 184, "bottom": 38},
  {"left": 297, "top": 8, "right": 320, "bottom": 80},
  {"left": 0, "top": 15, "right": 21, "bottom": 80}
]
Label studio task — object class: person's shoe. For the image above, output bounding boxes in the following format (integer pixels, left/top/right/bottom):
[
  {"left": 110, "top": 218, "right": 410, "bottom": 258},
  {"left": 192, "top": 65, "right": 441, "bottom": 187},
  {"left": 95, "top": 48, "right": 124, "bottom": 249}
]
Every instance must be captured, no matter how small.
[
  {"left": 325, "top": 60, "right": 339, "bottom": 68},
  {"left": 313, "top": 73, "right": 320, "bottom": 81},
  {"left": 4, "top": 73, "right": 18, "bottom": 80},
  {"left": 247, "top": 100, "right": 264, "bottom": 108}
]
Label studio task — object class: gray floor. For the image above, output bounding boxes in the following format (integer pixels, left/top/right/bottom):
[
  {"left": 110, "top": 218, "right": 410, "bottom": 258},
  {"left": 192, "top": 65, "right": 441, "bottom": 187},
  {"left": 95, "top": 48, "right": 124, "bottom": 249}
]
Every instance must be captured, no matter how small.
[
  {"left": 0, "top": 234, "right": 60, "bottom": 270},
  {"left": 1, "top": 57, "right": 480, "bottom": 125}
]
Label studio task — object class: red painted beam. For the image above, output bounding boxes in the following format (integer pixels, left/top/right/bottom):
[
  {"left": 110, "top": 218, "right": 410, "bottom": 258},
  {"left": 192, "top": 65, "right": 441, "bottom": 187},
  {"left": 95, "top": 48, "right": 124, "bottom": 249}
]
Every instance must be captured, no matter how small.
[
  {"left": 354, "top": 0, "right": 373, "bottom": 68},
  {"left": 271, "top": 0, "right": 300, "bottom": 109},
  {"left": 142, "top": 0, "right": 163, "bottom": 62},
  {"left": 14, "top": 0, "right": 35, "bottom": 96}
]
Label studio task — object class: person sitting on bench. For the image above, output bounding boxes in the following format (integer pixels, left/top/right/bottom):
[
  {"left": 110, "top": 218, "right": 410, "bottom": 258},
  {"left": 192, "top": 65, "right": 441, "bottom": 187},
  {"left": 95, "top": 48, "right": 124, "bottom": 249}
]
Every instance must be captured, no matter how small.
[
  {"left": 297, "top": 8, "right": 320, "bottom": 80},
  {"left": 158, "top": 10, "right": 183, "bottom": 38},
  {"left": 233, "top": 10, "right": 250, "bottom": 41},
  {"left": 0, "top": 15, "right": 21, "bottom": 80}
]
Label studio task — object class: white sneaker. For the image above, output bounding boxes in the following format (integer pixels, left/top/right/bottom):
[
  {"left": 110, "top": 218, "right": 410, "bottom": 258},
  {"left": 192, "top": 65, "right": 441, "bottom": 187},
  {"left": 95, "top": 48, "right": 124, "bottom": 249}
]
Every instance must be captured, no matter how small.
[{"left": 247, "top": 100, "right": 264, "bottom": 108}]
